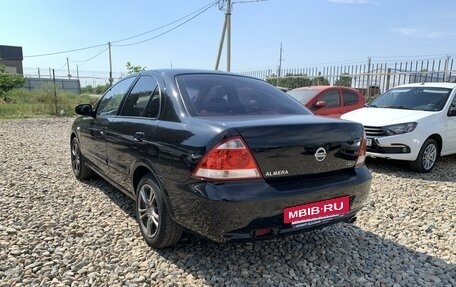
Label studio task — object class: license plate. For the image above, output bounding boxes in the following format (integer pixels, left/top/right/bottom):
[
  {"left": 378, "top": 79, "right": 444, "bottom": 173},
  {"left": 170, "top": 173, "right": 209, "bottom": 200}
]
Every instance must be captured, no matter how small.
[
  {"left": 366, "top": 138, "right": 372, "bottom": 147},
  {"left": 284, "top": 196, "right": 350, "bottom": 224}
]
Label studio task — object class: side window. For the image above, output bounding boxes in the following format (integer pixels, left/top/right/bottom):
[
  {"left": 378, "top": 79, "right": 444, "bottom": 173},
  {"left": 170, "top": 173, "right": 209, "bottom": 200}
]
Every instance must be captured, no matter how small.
[
  {"left": 448, "top": 95, "right": 456, "bottom": 116},
  {"left": 97, "top": 77, "right": 135, "bottom": 116},
  {"left": 317, "top": 90, "right": 340, "bottom": 109},
  {"left": 120, "top": 76, "right": 160, "bottom": 118},
  {"left": 343, "top": 90, "right": 359, "bottom": 106}
]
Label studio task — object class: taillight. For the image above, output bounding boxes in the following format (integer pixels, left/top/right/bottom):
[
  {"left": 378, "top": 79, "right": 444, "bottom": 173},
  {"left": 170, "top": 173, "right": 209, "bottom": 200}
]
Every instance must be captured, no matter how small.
[
  {"left": 355, "top": 132, "right": 367, "bottom": 167},
  {"left": 192, "top": 136, "right": 262, "bottom": 180}
]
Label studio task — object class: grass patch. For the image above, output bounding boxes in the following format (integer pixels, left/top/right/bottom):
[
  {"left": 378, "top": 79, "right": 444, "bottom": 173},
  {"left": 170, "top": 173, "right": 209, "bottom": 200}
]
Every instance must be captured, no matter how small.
[{"left": 0, "top": 85, "right": 98, "bottom": 119}]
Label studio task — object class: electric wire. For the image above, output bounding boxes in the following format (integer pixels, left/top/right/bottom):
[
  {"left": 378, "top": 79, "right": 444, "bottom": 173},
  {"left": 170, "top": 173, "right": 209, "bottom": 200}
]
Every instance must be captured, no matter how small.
[
  {"left": 69, "top": 45, "right": 109, "bottom": 65},
  {"left": 23, "top": 43, "right": 106, "bottom": 58},
  {"left": 112, "top": 0, "right": 218, "bottom": 44},
  {"left": 113, "top": 2, "right": 217, "bottom": 47},
  {"left": 19, "top": 1, "right": 218, "bottom": 59}
]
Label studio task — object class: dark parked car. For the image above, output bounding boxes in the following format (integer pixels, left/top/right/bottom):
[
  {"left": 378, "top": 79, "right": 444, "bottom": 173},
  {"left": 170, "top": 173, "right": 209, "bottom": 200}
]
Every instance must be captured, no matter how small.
[
  {"left": 70, "top": 69, "right": 371, "bottom": 248},
  {"left": 288, "top": 86, "right": 365, "bottom": 117}
]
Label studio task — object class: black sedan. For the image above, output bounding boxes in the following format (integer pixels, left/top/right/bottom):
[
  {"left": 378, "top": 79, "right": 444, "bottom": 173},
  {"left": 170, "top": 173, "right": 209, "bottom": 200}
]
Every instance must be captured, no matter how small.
[{"left": 70, "top": 69, "right": 371, "bottom": 248}]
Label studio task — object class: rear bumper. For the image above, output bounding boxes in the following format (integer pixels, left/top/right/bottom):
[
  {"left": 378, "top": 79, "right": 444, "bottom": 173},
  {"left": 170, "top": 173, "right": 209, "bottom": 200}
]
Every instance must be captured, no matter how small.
[{"left": 165, "top": 166, "right": 371, "bottom": 242}]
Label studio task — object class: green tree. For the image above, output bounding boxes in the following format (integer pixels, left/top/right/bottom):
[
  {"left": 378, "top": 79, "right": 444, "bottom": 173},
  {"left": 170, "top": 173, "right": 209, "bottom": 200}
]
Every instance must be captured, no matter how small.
[
  {"left": 311, "top": 76, "right": 329, "bottom": 86},
  {"left": 266, "top": 73, "right": 312, "bottom": 89},
  {"left": 126, "top": 62, "right": 146, "bottom": 74},
  {"left": 81, "top": 83, "right": 110, "bottom": 95},
  {"left": 0, "top": 63, "right": 25, "bottom": 96},
  {"left": 334, "top": 73, "right": 352, "bottom": 87}
]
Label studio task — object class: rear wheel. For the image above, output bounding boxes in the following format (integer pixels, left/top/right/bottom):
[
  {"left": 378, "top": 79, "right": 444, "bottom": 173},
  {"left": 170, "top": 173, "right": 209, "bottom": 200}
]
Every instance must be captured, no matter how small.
[
  {"left": 136, "top": 174, "right": 182, "bottom": 248},
  {"left": 410, "top": 138, "right": 438, "bottom": 173},
  {"left": 71, "top": 137, "right": 94, "bottom": 180}
]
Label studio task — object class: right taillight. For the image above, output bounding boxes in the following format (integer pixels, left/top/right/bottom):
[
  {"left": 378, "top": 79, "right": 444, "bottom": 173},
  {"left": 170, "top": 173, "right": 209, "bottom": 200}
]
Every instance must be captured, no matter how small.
[
  {"left": 355, "top": 132, "right": 367, "bottom": 167},
  {"left": 192, "top": 136, "right": 262, "bottom": 180}
]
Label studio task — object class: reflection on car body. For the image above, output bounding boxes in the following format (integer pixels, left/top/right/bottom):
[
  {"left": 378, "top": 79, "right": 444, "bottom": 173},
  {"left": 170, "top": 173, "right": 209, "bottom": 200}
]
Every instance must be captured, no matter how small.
[{"left": 342, "top": 82, "right": 456, "bottom": 172}]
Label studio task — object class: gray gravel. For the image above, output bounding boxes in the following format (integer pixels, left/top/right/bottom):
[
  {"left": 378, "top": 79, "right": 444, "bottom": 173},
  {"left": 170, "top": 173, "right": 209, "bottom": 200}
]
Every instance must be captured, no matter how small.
[{"left": 0, "top": 117, "right": 455, "bottom": 287}]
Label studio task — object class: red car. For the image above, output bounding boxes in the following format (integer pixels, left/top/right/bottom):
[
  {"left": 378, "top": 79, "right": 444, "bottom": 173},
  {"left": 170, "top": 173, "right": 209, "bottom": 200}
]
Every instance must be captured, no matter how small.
[{"left": 288, "top": 86, "right": 365, "bottom": 117}]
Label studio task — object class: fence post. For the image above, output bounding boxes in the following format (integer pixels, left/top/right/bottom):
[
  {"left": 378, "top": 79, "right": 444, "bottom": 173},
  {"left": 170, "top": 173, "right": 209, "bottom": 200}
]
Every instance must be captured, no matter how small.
[
  {"left": 366, "top": 57, "right": 371, "bottom": 100},
  {"left": 52, "top": 69, "right": 57, "bottom": 116},
  {"left": 386, "top": 68, "right": 391, "bottom": 91},
  {"left": 444, "top": 55, "right": 450, "bottom": 82}
]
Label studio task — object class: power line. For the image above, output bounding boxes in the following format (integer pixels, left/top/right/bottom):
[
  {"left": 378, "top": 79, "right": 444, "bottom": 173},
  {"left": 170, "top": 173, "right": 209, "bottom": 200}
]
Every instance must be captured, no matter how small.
[
  {"left": 23, "top": 43, "right": 106, "bottom": 58},
  {"left": 18, "top": 1, "right": 218, "bottom": 59},
  {"left": 69, "top": 45, "right": 109, "bottom": 65},
  {"left": 113, "top": 2, "right": 217, "bottom": 47},
  {"left": 112, "top": 0, "right": 218, "bottom": 44}
]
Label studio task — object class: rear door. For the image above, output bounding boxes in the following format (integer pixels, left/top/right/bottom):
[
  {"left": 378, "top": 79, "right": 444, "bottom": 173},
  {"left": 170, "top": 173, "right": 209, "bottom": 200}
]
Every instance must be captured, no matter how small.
[
  {"left": 106, "top": 75, "right": 162, "bottom": 191},
  {"left": 341, "top": 88, "right": 364, "bottom": 115}
]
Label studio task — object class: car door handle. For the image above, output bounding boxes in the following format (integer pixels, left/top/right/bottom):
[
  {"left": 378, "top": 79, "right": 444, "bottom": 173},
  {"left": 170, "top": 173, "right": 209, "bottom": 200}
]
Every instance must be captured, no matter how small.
[{"left": 133, "top": 132, "right": 145, "bottom": 142}]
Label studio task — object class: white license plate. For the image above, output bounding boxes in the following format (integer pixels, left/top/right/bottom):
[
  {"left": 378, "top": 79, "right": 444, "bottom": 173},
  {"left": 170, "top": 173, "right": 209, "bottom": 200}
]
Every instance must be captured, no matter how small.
[{"left": 366, "top": 138, "right": 372, "bottom": 147}]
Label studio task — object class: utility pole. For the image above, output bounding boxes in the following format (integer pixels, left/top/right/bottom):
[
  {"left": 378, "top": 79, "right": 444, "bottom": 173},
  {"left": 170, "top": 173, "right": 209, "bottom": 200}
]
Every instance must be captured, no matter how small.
[
  {"left": 37, "top": 67, "right": 41, "bottom": 79},
  {"left": 277, "top": 42, "right": 283, "bottom": 86},
  {"left": 215, "top": 11, "right": 228, "bottom": 70},
  {"left": 76, "top": 64, "right": 79, "bottom": 79},
  {"left": 108, "top": 42, "right": 113, "bottom": 86},
  {"left": 215, "top": 0, "right": 265, "bottom": 71},
  {"left": 215, "top": 0, "right": 232, "bottom": 71},
  {"left": 226, "top": 0, "right": 231, "bottom": 71},
  {"left": 66, "top": 57, "right": 71, "bottom": 79}
]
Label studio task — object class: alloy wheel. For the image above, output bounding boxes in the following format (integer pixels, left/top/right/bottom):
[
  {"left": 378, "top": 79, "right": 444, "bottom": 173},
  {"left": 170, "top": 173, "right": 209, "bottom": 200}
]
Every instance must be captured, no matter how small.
[
  {"left": 422, "top": 143, "right": 437, "bottom": 170},
  {"left": 138, "top": 184, "right": 160, "bottom": 238},
  {"left": 71, "top": 141, "right": 81, "bottom": 175}
]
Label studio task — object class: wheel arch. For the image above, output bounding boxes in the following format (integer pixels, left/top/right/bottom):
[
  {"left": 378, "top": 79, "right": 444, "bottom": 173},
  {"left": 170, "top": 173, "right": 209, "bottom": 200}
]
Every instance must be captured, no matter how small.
[
  {"left": 427, "top": 133, "right": 442, "bottom": 156},
  {"left": 131, "top": 162, "right": 163, "bottom": 196},
  {"left": 70, "top": 132, "right": 77, "bottom": 143},
  {"left": 131, "top": 163, "right": 176, "bottom": 218}
]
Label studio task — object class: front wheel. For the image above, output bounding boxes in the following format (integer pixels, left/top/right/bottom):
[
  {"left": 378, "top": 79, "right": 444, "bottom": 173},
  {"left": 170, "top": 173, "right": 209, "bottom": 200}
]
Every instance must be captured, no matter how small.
[
  {"left": 410, "top": 138, "right": 438, "bottom": 173},
  {"left": 136, "top": 174, "right": 182, "bottom": 248}
]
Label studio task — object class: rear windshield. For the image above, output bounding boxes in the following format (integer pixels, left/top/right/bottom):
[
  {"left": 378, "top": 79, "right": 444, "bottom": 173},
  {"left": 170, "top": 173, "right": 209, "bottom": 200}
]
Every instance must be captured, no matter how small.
[
  {"left": 176, "top": 74, "right": 311, "bottom": 116},
  {"left": 370, "top": 87, "right": 452, "bottom": 111}
]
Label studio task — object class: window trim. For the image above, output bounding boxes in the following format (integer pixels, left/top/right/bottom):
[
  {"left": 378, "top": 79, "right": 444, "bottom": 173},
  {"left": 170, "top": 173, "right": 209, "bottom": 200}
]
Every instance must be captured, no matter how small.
[
  {"left": 95, "top": 76, "right": 137, "bottom": 117},
  {"left": 118, "top": 75, "right": 161, "bottom": 119}
]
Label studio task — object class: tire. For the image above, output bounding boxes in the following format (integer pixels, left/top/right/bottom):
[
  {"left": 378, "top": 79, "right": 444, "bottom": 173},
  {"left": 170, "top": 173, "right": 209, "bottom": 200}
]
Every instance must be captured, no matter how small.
[
  {"left": 136, "top": 174, "right": 182, "bottom": 248},
  {"left": 71, "top": 137, "right": 94, "bottom": 180},
  {"left": 410, "top": 138, "right": 438, "bottom": 173}
]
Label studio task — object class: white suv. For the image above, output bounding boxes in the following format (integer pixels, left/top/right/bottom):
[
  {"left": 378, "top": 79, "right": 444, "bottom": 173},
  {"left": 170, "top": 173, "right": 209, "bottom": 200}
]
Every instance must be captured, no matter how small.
[{"left": 342, "top": 82, "right": 456, "bottom": 172}]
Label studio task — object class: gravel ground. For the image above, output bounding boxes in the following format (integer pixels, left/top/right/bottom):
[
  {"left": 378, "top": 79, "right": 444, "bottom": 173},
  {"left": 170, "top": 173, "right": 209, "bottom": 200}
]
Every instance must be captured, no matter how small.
[{"left": 0, "top": 117, "right": 455, "bottom": 287}]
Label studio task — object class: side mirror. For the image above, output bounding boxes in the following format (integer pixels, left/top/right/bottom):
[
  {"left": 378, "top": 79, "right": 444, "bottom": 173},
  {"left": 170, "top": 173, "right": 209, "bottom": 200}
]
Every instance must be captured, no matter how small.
[
  {"left": 315, "top": 101, "right": 327, "bottom": 109},
  {"left": 75, "top": 104, "right": 94, "bottom": 116},
  {"left": 448, "top": 108, "right": 456, "bottom": 117}
]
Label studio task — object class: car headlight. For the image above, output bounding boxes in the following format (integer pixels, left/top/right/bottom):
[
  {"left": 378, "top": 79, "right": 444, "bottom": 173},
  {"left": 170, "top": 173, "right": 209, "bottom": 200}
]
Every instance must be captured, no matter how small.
[{"left": 383, "top": 122, "right": 417, "bottom": 135}]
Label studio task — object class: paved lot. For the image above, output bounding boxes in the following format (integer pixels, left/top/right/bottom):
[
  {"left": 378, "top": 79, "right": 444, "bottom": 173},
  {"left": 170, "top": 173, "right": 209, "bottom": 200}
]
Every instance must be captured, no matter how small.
[{"left": 0, "top": 118, "right": 454, "bottom": 286}]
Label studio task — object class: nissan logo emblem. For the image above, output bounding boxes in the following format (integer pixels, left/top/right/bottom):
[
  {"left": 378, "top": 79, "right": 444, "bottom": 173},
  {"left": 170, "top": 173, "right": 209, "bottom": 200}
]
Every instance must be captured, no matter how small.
[{"left": 314, "top": 147, "right": 327, "bottom": 162}]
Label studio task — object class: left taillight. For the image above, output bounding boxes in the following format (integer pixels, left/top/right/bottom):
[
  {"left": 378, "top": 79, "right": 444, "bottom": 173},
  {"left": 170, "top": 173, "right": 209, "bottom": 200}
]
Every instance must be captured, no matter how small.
[
  {"left": 192, "top": 136, "right": 262, "bottom": 180},
  {"left": 355, "top": 132, "right": 367, "bottom": 167}
]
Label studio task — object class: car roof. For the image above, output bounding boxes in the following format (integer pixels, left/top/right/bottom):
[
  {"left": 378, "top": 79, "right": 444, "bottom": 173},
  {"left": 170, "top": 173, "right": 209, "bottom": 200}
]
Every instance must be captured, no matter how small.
[
  {"left": 291, "top": 85, "right": 359, "bottom": 91},
  {"left": 393, "top": 82, "right": 456, "bottom": 89},
  {"left": 136, "top": 69, "right": 252, "bottom": 79}
]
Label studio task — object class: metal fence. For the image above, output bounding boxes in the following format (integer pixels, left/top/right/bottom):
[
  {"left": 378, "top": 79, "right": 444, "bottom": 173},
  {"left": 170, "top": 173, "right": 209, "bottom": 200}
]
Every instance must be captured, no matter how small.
[
  {"left": 241, "top": 56, "right": 456, "bottom": 99},
  {"left": 24, "top": 78, "right": 81, "bottom": 94}
]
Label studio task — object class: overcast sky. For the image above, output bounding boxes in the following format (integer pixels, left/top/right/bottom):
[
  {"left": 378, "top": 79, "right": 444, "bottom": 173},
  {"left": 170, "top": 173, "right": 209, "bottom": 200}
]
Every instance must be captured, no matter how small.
[{"left": 1, "top": 0, "right": 455, "bottom": 83}]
